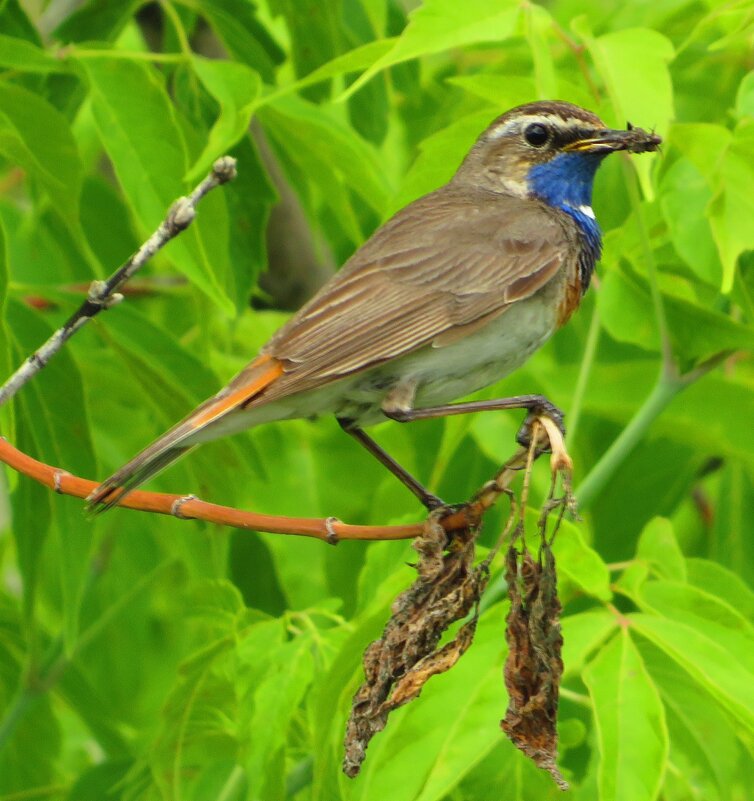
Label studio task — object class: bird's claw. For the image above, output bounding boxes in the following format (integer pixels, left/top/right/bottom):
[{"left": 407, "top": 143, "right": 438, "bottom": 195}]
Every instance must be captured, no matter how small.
[{"left": 516, "top": 402, "right": 566, "bottom": 454}]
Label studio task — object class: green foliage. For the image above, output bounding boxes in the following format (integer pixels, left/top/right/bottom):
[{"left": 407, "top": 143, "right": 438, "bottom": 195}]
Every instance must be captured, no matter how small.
[{"left": 0, "top": 1, "right": 753, "bottom": 799}]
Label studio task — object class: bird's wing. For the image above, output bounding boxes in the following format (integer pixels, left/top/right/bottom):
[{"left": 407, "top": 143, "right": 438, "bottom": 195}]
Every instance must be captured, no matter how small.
[{"left": 252, "top": 186, "right": 570, "bottom": 401}]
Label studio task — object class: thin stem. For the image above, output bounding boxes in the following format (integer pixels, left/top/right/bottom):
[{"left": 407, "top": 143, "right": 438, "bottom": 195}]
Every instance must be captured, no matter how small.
[
  {"left": 566, "top": 302, "right": 601, "bottom": 444},
  {"left": 575, "top": 373, "right": 679, "bottom": 509},
  {"left": 553, "top": 26, "right": 602, "bottom": 103},
  {"left": 559, "top": 687, "right": 592, "bottom": 708},
  {"left": 575, "top": 350, "right": 728, "bottom": 509}
]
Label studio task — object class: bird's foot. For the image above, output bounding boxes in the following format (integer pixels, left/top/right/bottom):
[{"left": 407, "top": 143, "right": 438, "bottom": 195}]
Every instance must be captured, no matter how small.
[{"left": 516, "top": 400, "right": 566, "bottom": 454}]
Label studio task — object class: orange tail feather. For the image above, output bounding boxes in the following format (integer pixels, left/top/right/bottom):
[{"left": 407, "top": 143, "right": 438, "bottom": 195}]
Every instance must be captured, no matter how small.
[{"left": 87, "top": 356, "right": 284, "bottom": 513}]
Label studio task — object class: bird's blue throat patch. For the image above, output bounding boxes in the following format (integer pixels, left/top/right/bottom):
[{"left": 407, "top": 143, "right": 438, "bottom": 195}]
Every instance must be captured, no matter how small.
[{"left": 527, "top": 152, "right": 604, "bottom": 289}]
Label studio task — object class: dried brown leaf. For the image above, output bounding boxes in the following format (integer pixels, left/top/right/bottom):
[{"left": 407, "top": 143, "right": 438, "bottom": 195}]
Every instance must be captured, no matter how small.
[
  {"left": 501, "top": 542, "right": 567, "bottom": 790},
  {"left": 343, "top": 513, "right": 488, "bottom": 777}
]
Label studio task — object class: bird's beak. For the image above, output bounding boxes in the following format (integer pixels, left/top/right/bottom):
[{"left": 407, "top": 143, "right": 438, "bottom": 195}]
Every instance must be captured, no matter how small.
[{"left": 564, "top": 126, "right": 662, "bottom": 154}]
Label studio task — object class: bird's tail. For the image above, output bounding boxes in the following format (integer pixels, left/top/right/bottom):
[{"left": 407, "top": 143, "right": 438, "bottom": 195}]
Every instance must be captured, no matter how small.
[
  {"left": 86, "top": 434, "right": 195, "bottom": 514},
  {"left": 87, "top": 355, "right": 285, "bottom": 514}
]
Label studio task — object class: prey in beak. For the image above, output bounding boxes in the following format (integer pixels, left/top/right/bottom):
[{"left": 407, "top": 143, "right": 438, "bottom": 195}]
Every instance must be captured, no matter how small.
[{"left": 564, "top": 124, "right": 662, "bottom": 154}]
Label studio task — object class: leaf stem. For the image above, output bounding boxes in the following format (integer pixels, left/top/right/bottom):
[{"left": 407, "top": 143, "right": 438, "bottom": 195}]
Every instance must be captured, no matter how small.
[
  {"left": 566, "top": 302, "right": 602, "bottom": 444},
  {"left": 575, "top": 372, "right": 678, "bottom": 509}
]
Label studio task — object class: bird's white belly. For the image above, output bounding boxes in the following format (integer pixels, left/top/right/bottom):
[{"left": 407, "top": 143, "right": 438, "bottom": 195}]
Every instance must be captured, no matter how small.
[
  {"left": 345, "top": 288, "right": 559, "bottom": 423},
  {"left": 398, "top": 295, "right": 558, "bottom": 407}
]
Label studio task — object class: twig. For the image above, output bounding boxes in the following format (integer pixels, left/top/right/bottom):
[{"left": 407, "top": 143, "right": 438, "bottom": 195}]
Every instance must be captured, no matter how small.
[
  {"left": 0, "top": 156, "right": 238, "bottom": 407},
  {"left": 0, "top": 425, "right": 554, "bottom": 541}
]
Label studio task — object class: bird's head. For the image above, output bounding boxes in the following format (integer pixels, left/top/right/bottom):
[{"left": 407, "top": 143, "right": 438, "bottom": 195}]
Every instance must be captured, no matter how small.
[{"left": 454, "top": 100, "right": 661, "bottom": 225}]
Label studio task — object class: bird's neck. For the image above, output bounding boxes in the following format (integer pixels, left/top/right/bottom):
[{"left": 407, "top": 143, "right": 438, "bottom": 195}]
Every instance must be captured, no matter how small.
[{"left": 527, "top": 152, "right": 604, "bottom": 291}]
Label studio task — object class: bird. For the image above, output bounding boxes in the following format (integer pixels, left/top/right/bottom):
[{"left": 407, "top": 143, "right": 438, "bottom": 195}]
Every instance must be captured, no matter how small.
[{"left": 88, "top": 100, "right": 661, "bottom": 513}]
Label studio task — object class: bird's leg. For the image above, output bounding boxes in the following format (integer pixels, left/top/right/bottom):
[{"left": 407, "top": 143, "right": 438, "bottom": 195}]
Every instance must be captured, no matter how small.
[
  {"left": 383, "top": 393, "right": 565, "bottom": 455},
  {"left": 337, "top": 418, "right": 446, "bottom": 511}
]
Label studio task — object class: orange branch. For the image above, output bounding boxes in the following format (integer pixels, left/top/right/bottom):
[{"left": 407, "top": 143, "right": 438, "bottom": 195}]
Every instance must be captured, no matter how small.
[
  {"left": 0, "top": 425, "right": 556, "bottom": 542},
  {"left": 0, "top": 437, "right": 423, "bottom": 542}
]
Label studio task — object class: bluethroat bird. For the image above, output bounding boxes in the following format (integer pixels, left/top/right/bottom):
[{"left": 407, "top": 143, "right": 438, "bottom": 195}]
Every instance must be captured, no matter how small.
[{"left": 89, "top": 101, "right": 660, "bottom": 513}]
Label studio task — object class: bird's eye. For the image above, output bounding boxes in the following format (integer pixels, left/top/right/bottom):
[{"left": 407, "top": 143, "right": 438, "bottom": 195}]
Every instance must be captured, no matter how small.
[{"left": 524, "top": 123, "right": 550, "bottom": 147}]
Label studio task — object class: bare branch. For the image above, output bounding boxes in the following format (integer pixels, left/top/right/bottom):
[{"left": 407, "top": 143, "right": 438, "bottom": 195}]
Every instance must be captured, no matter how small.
[{"left": 0, "top": 156, "right": 238, "bottom": 407}]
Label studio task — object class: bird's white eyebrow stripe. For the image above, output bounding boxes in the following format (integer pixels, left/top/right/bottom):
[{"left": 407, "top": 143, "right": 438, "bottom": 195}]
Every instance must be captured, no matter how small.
[{"left": 486, "top": 114, "right": 597, "bottom": 142}]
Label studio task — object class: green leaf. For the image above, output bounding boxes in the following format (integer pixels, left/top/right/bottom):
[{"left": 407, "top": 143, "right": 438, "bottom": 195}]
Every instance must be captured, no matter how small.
[
  {"left": 659, "top": 157, "right": 722, "bottom": 287},
  {"left": 265, "top": 39, "right": 396, "bottom": 105},
  {"left": 244, "top": 637, "right": 315, "bottom": 797},
  {"left": 707, "top": 118, "right": 754, "bottom": 293},
  {"left": 524, "top": 3, "right": 557, "bottom": 99},
  {"left": 598, "top": 266, "right": 754, "bottom": 362},
  {"left": 574, "top": 24, "right": 674, "bottom": 198},
  {"left": 629, "top": 613, "right": 754, "bottom": 735},
  {"left": 0, "top": 33, "right": 69, "bottom": 73},
  {"left": 6, "top": 299, "right": 97, "bottom": 649},
  {"left": 79, "top": 175, "right": 139, "bottom": 271},
  {"left": 577, "top": 25, "right": 675, "bottom": 132},
  {"left": 636, "top": 517, "right": 686, "bottom": 582},
  {"left": 551, "top": 515, "right": 612, "bottom": 602},
  {"left": 223, "top": 135, "right": 277, "bottom": 304},
  {"left": 667, "top": 123, "right": 731, "bottom": 187},
  {"left": 259, "top": 95, "right": 390, "bottom": 243},
  {"left": 182, "top": 0, "right": 283, "bottom": 82},
  {"left": 0, "top": 597, "right": 60, "bottom": 794},
  {"left": 0, "top": 216, "right": 10, "bottom": 391},
  {"left": 735, "top": 70, "right": 754, "bottom": 119},
  {"left": 63, "top": 760, "right": 133, "bottom": 801},
  {"left": 561, "top": 609, "right": 617, "bottom": 677},
  {"left": 392, "top": 110, "right": 495, "bottom": 212},
  {"left": 268, "top": 0, "right": 345, "bottom": 99},
  {"left": 76, "top": 55, "right": 235, "bottom": 314},
  {"left": 343, "top": 0, "right": 521, "bottom": 99},
  {"left": 0, "top": 0, "right": 41, "bottom": 44},
  {"left": 637, "top": 580, "right": 754, "bottom": 660},
  {"left": 0, "top": 81, "right": 83, "bottom": 230},
  {"left": 447, "top": 74, "right": 536, "bottom": 106},
  {"left": 54, "top": 0, "right": 141, "bottom": 42},
  {"left": 638, "top": 639, "right": 740, "bottom": 800},
  {"left": 583, "top": 629, "right": 668, "bottom": 801},
  {"left": 686, "top": 557, "right": 754, "bottom": 621},
  {"left": 186, "top": 57, "right": 261, "bottom": 182}
]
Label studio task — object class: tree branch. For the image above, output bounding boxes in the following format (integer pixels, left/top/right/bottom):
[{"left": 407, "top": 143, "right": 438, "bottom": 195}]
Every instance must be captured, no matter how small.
[
  {"left": 0, "top": 156, "right": 238, "bottom": 407},
  {"left": 0, "top": 423, "right": 567, "bottom": 542}
]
